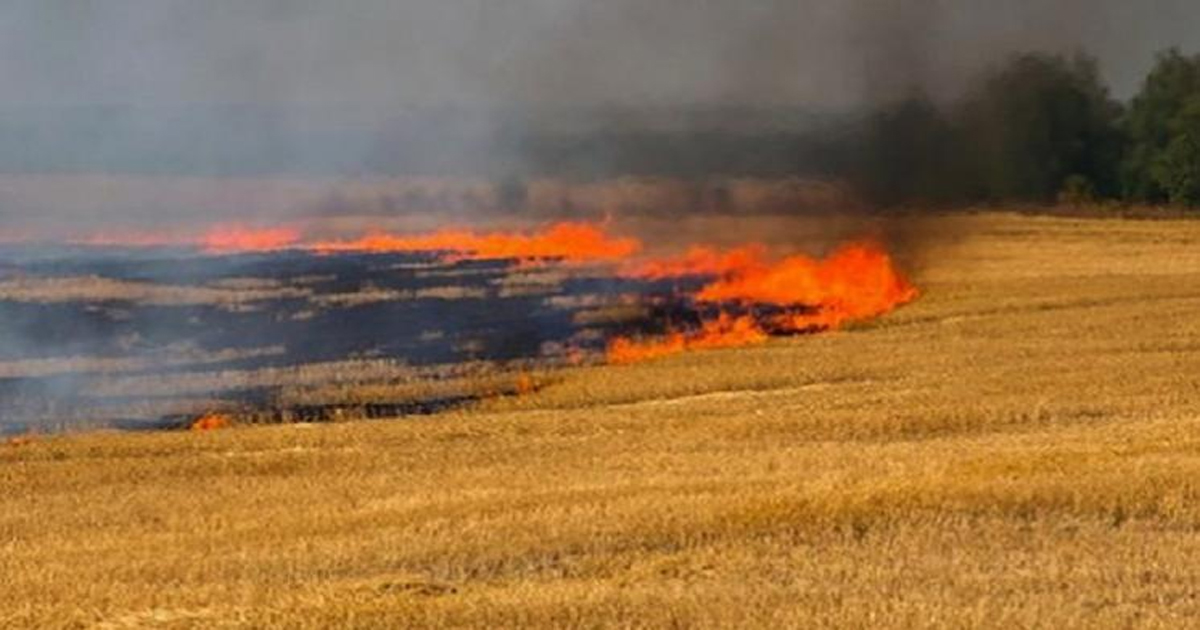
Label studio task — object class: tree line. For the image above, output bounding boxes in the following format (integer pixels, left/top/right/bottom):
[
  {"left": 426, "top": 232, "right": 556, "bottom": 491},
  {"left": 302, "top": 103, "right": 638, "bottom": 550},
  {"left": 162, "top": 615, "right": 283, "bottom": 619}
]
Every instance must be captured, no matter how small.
[{"left": 850, "top": 49, "right": 1200, "bottom": 208}]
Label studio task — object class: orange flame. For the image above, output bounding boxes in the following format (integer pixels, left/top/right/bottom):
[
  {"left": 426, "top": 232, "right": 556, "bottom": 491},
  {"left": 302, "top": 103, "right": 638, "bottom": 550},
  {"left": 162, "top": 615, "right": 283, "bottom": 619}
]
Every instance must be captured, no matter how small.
[
  {"left": 623, "top": 244, "right": 767, "bottom": 279},
  {"left": 607, "top": 313, "right": 769, "bottom": 364},
  {"left": 515, "top": 372, "right": 536, "bottom": 395},
  {"left": 190, "top": 413, "right": 232, "bottom": 432},
  {"left": 69, "top": 224, "right": 300, "bottom": 253},
  {"left": 26, "top": 216, "right": 917, "bottom": 365},
  {"left": 310, "top": 222, "right": 640, "bottom": 263},
  {"left": 200, "top": 225, "right": 300, "bottom": 253},
  {"left": 697, "top": 241, "right": 918, "bottom": 331},
  {"left": 607, "top": 241, "right": 916, "bottom": 363}
]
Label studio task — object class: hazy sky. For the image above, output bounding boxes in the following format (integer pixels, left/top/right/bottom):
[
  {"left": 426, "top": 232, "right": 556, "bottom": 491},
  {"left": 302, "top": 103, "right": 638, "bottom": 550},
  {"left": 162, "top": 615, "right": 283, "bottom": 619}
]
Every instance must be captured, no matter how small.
[
  {"left": 3, "top": 0, "right": 1200, "bottom": 229},
  {"left": 2, "top": 1, "right": 1199, "bottom": 111}
]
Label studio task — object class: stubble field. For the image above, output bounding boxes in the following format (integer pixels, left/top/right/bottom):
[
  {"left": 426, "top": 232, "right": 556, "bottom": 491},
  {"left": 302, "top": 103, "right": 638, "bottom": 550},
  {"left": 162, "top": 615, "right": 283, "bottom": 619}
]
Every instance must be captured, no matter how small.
[{"left": 4, "top": 211, "right": 1200, "bottom": 628}]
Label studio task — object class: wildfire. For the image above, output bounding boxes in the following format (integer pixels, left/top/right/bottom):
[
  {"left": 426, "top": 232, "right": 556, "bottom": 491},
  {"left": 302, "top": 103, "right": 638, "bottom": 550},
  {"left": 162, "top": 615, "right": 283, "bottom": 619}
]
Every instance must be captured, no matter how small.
[
  {"left": 201, "top": 225, "right": 301, "bottom": 253},
  {"left": 606, "top": 240, "right": 917, "bottom": 363},
  {"left": 22, "top": 216, "right": 918, "bottom": 366},
  {"left": 515, "top": 371, "right": 536, "bottom": 395},
  {"left": 310, "top": 222, "right": 640, "bottom": 263},
  {"left": 696, "top": 241, "right": 919, "bottom": 331},
  {"left": 607, "top": 313, "right": 769, "bottom": 364},
  {"left": 190, "top": 412, "right": 232, "bottom": 431},
  {"left": 623, "top": 244, "right": 768, "bottom": 279},
  {"left": 69, "top": 224, "right": 301, "bottom": 253}
]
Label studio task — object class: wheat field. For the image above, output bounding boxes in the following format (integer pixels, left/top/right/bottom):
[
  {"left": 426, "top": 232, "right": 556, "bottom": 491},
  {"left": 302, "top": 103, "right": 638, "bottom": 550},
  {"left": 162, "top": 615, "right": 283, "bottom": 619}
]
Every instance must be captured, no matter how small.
[{"left": 4, "top": 212, "right": 1200, "bottom": 628}]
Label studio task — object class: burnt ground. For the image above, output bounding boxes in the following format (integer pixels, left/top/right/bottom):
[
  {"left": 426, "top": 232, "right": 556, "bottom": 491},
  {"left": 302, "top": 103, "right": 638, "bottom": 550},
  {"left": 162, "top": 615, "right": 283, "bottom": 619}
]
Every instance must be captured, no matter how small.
[{"left": 0, "top": 246, "right": 704, "bottom": 433}]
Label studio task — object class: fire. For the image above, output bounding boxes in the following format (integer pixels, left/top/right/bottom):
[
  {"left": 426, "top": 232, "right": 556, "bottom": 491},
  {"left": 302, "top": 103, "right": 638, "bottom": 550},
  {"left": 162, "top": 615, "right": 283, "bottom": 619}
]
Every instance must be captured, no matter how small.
[
  {"left": 310, "top": 221, "right": 640, "bottom": 263},
  {"left": 607, "top": 240, "right": 917, "bottom": 363},
  {"left": 201, "top": 225, "right": 301, "bottom": 253},
  {"left": 69, "top": 224, "right": 301, "bottom": 253},
  {"left": 624, "top": 244, "right": 768, "bottom": 279},
  {"left": 190, "top": 413, "right": 232, "bottom": 431},
  {"left": 24, "top": 216, "right": 918, "bottom": 366},
  {"left": 607, "top": 314, "right": 769, "bottom": 364},
  {"left": 515, "top": 371, "right": 536, "bottom": 395},
  {"left": 696, "top": 241, "right": 919, "bottom": 331}
]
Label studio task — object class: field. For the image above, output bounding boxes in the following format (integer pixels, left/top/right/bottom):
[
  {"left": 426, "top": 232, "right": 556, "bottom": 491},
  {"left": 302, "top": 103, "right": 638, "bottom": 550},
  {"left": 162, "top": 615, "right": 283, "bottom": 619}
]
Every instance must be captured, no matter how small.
[{"left": 4, "top": 211, "right": 1200, "bottom": 628}]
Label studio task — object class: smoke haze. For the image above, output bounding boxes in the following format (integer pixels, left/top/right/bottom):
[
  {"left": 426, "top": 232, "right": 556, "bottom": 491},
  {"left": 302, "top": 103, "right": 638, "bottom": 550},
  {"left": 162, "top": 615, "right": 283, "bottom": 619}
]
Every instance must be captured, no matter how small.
[
  {"left": 5, "top": 1, "right": 1198, "bottom": 109},
  {"left": 1, "top": 0, "right": 1199, "bottom": 226}
]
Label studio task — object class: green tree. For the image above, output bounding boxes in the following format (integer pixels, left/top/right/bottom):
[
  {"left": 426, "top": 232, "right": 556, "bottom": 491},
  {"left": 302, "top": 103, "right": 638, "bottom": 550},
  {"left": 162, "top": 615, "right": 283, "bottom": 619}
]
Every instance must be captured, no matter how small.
[
  {"left": 1151, "top": 98, "right": 1200, "bottom": 205},
  {"left": 957, "top": 53, "right": 1124, "bottom": 203},
  {"left": 1123, "top": 49, "right": 1200, "bottom": 204}
]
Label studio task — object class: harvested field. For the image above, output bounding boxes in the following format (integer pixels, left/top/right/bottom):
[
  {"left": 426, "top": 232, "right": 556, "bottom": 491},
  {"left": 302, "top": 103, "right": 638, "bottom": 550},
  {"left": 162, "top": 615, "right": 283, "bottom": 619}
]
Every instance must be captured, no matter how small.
[{"left": 4, "top": 212, "right": 1200, "bottom": 627}]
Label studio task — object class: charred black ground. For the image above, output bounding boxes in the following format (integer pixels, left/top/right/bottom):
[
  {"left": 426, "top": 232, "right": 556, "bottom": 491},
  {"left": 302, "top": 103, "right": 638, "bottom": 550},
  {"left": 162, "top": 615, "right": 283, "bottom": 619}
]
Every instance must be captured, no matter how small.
[{"left": 0, "top": 246, "right": 709, "bottom": 434}]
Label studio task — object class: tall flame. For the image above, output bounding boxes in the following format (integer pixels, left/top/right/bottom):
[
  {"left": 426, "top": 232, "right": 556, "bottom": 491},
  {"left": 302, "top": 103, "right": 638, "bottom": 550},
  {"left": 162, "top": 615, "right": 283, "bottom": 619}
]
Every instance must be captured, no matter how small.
[{"left": 696, "top": 241, "right": 918, "bottom": 331}]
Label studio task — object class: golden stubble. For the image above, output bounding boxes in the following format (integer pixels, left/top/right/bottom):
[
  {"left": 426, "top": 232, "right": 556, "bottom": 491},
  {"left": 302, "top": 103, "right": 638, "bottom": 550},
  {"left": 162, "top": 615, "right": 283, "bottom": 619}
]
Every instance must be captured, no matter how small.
[{"left": 4, "top": 211, "right": 1200, "bottom": 628}]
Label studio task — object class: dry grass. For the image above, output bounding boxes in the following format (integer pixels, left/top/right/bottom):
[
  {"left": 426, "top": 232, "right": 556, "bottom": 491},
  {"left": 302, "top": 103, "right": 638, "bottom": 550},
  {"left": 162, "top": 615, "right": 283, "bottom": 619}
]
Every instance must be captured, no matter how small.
[
  {"left": 0, "top": 275, "right": 499, "bottom": 313},
  {"left": 310, "top": 285, "right": 487, "bottom": 308},
  {"left": 79, "top": 359, "right": 424, "bottom": 399},
  {"left": 4, "top": 212, "right": 1200, "bottom": 628},
  {"left": 0, "top": 345, "right": 284, "bottom": 380},
  {"left": 0, "top": 275, "right": 310, "bottom": 308}
]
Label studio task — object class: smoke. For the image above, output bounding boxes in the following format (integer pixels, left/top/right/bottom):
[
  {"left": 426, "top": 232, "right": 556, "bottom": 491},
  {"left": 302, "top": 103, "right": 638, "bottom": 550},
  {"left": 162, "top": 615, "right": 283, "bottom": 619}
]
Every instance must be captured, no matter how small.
[
  {"left": 0, "top": 0, "right": 1198, "bottom": 228},
  {"left": 3, "top": 2, "right": 1194, "bottom": 105}
]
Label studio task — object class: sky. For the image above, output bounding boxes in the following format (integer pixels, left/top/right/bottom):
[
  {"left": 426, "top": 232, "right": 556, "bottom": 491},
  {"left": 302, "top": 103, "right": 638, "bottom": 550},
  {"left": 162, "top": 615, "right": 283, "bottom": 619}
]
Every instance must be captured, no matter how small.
[
  {"left": 2, "top": 0, "right": 1199, "bottom": 111},
  {"left": 2, "top": 1, "right": 1200, "bottom": 228}
]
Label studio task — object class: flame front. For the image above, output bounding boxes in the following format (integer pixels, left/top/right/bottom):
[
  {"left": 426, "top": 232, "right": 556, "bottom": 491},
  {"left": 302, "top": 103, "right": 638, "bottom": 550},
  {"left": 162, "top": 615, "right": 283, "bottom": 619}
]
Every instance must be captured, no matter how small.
[
  {"left": 201, "top": 225, "right": 301, "bottom": 253},
  {"left": 190, "top": 413, "right": 231, "bottom": 431},
  {"left": 311, "top": 222, "right": 640, "bottom": 263},
  {"left": 696, "top": 242, "right": 919, "bottom": 331},
  {"left": 70, "top": 223, "right": 301, "bottom": 253},
  {"left": 624, "top": 244, "right": 768, "bottom": 279},
  {"left": 21, "top": 218, "right": 918, "bottom": 365},
  {"left": 607, "top": 314, "right": 769, "bottom": 364},
  {"left": 607, "top": 240, "right": 917, "bottom": 363}
]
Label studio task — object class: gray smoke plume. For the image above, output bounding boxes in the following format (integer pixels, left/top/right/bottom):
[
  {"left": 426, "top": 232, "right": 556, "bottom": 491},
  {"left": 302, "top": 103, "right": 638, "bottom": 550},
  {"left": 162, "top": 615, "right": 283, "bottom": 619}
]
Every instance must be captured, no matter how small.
[{"left": 0, "top": 0, "right": 1198, "bottom": 228}]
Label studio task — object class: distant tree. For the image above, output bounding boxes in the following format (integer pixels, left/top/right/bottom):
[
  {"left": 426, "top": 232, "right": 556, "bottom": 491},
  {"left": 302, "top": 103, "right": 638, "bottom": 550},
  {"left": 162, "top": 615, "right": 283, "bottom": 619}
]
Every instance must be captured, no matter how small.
[
  {"left": 1057, "top": 173, "right": 1097, "bottom": 206},
  {"left": 1123, "top": 49, "right": 1200, "bottom": 204},
  {"left": 1151, "top": 98, "right": 1200, "bottom": 205},
  {"left": 956, "top": 53, "right": 1124, "bottom": 203},
  {"left": 851, "top": 94, "right": 963, "bottom": 207}
]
